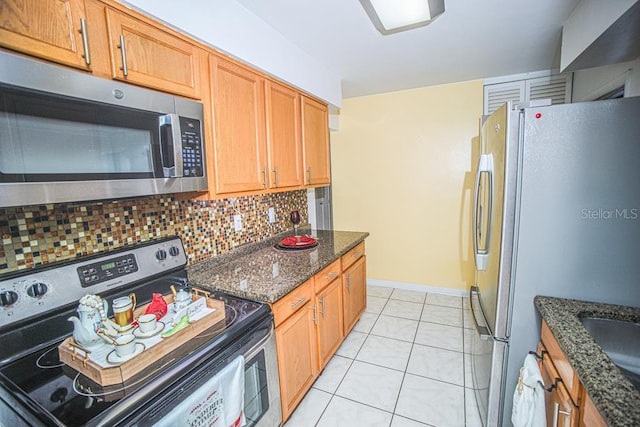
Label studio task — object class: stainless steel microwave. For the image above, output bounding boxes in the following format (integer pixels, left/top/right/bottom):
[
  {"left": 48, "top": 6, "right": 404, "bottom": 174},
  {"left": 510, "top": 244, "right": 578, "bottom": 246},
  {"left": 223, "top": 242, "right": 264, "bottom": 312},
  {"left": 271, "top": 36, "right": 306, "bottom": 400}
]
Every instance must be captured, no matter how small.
[{"left": 0, "top": 51, "right": 207, "bottom": 207}]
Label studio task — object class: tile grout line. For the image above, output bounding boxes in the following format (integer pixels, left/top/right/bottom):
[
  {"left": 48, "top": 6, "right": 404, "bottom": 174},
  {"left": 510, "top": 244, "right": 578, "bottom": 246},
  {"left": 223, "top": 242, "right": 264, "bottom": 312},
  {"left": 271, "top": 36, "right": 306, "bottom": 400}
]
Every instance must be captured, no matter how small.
[{"left": 303, "top": 289, "right": 468, "bottom": 426}]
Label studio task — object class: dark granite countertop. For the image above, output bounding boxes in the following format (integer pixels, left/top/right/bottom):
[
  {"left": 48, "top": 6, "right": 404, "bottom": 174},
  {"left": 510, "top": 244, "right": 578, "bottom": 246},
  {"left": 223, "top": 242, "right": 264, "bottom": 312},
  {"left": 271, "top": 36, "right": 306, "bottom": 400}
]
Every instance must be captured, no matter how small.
[
  {"left": 187, "top": 228, "right": 369, "bottom": 303},
  {"left": 535, "top": 296, "right": 640, "bottom": 426}
]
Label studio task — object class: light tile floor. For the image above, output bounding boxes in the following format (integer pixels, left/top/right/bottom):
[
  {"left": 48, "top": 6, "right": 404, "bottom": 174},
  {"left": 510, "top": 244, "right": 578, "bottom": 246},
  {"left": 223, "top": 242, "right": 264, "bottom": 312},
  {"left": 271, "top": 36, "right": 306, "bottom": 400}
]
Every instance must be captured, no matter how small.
[{"left": 284, "top": 285, "right": 482, "bottom": 427}]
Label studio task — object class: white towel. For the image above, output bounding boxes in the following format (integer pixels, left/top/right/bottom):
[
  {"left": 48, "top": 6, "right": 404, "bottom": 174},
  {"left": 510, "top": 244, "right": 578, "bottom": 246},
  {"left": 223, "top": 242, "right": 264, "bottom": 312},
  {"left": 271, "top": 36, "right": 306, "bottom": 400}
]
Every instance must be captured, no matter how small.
[
  {"left": 511, "top": 354, "right": 547, "bottom": 427},
  {"left": 158, "top": 355, "right": 246, "bottom": 427}
]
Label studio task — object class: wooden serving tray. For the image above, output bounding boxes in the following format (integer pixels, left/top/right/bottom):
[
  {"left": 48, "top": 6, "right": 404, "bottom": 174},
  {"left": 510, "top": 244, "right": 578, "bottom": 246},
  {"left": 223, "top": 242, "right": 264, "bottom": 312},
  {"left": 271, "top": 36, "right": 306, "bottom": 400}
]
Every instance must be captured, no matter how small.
[{"left": 58, "top": 290, "right": 225, "bottom": 386}]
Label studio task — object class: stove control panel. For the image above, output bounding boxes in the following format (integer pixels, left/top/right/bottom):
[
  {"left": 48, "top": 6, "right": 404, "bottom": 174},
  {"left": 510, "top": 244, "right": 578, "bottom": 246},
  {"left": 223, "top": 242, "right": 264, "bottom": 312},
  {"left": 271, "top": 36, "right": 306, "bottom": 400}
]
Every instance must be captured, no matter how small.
[
  {"left": 0, "top": 237, "right": 187, "bottom": 328},
  {"left": 77, "top": 254, "right": 139, "bottom": 287}
]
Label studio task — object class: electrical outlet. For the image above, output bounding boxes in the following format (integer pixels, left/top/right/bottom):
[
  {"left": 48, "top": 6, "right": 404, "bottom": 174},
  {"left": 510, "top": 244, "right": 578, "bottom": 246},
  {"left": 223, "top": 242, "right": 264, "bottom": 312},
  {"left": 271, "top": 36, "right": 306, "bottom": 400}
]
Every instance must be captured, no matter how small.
[
  {"left": 233, "top": 214, "right": 243, "bottom": 231},
  {"left": 268, "top": 207, "right": 276, "bottom": 223}
]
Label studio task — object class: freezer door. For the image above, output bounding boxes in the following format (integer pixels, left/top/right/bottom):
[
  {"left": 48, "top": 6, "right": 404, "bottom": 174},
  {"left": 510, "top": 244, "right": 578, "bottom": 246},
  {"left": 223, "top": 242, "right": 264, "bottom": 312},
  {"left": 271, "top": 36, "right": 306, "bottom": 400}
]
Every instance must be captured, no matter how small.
[{"left": 468, "top": 287, "right": 508, "bottom": 427}]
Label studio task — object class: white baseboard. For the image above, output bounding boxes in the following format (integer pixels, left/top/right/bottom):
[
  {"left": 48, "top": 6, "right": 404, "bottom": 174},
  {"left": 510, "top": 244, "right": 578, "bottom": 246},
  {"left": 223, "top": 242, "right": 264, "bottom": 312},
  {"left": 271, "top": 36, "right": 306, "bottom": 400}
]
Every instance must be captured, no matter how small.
[{"left": 367, "top": 278, "right": 467, "bottom": 298}]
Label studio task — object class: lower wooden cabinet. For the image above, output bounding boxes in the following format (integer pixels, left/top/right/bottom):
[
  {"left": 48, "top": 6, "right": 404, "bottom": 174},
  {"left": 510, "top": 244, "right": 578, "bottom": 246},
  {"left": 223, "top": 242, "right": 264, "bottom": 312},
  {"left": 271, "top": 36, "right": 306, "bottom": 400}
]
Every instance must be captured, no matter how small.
[
  {"left": 342, "top": 255, "right": 367, "bottom": 335},
  {"left": 274, "top": 292, "right": 317, "bottom": 421},
  {"left": 539, "top": 321, "right": 608, "bottom": 427},
  {"left": 273, "top": 244, "right": 366, "bottom": 423},
  {"left": 538, "top": 343, "right": 579, "bottom": 427},
  {"left": 580, "top": 390, "right": 607, "bottom": 427},
  {"left": 315, "top": 274, "right": 344, "bottom": 370}
]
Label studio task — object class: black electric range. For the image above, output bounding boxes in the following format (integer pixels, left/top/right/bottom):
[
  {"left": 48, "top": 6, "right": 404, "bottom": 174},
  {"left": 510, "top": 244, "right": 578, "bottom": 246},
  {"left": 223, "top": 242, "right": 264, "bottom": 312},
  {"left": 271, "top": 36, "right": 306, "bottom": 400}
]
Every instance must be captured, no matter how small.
[{"left": 0, "top": 237, "right": 273, "bottom": 426}]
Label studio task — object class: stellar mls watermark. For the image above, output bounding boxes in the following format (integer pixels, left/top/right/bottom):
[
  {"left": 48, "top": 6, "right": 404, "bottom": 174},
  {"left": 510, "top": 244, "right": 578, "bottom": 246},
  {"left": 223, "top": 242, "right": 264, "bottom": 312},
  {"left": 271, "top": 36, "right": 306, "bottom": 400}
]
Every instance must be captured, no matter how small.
[{"left": 581, "top": 208, "right": 639, "bottom": 220}]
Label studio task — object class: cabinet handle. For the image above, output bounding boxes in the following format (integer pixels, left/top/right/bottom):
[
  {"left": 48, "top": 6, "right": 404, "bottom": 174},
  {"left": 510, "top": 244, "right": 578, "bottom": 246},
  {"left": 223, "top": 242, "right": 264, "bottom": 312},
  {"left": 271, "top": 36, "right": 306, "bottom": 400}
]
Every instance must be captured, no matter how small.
[
  {"left": 320, "top": 297, "right": 326, "bottom": 317},
  {"left": 326, "top": 271, "right": 338, "bottom": 281},
  {"left": 307, "top": 167, "right": 312, "bottom": 184},
  {"left": 261, "top": 167, "right": 267, "bottom": 188},
  {"left": 291, "top": 297, "right": 306, "bottom": 310},
  {"left": 353, "top": 251, "right": 362, "bottom": 259},
  {"left": 118, "top": 35, "right": 128, "bottom": 76},
  {"left": 79, "top": 19, "right": 91, "bottom": 65},
  {"left": 272, "top": 167, "right": 279, "bottom": 187},
  {"left": 552, "top": 402, "right": 571, "bottom": 427},
  {"left": 310, "top": 303, "right": 318, "bottom": 324},
  {"left": 345, "top": 274, "right": 351, "bottom": 291}
]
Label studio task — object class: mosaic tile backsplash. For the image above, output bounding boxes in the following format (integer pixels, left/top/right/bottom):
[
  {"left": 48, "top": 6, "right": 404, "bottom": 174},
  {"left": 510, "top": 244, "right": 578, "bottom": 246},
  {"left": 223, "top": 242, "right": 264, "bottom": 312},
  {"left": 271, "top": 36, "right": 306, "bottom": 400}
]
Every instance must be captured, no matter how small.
[{"left": 0, "top": 191, "right": 308, "bottom": 274}]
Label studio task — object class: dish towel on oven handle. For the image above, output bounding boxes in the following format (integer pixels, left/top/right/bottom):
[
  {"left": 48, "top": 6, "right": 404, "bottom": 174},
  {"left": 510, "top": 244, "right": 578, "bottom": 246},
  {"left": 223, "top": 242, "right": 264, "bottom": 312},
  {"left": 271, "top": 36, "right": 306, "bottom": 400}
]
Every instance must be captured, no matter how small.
[
  {"left": 157, "top": 355, "right": 245, "bottom": 427},
  {"left": 512, "top": 354, "right": 546, "bottom": 427}
]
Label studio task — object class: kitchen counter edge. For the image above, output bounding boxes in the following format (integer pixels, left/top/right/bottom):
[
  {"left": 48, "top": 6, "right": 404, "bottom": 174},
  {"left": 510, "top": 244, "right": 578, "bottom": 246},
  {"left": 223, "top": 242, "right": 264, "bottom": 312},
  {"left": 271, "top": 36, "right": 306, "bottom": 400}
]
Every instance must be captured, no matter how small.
[
  {"left": 187, "top": 229, "right": 369, "bottom": 303},
  {"left": 535, "top": 295, "right": 640, "bottom": 427}
]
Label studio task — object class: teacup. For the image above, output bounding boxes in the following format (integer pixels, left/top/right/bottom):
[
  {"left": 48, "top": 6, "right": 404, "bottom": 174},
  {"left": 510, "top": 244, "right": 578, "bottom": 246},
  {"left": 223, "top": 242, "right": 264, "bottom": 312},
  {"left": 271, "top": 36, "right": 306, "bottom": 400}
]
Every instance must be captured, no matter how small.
[
  {"left": 137, "top": 313, "right": 157, "bottom": 334},
  {"left": 113, "top": 293, "right": 136, "bottom": 326},
  {"left": 114, "top": 333, "right": 136, "bottom": 358}
]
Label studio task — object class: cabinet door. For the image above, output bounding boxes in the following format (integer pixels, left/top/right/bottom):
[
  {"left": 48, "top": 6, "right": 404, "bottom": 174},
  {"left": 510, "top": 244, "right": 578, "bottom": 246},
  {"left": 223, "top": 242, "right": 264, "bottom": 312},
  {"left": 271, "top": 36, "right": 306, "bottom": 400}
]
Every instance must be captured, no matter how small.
[
  {"left": 105, "top": 8, "right": 201, "bottom": 99},
  {"left": 342, "top": 256, "right": 366, "bottom": 334},
  {"left": 316, "top": 279, "right": 344, "bottom": 370},
  {"left": 540, "top": 345, "right": 580, "bottom": 427},
  {"left": 275, "top": 302, "right": 318, "bottom": 422},
  {"left": 210, "top": 56, "right": 267, "bottom": 194},
  {"left": 0, "top": 0, "right": 91, "bottom": 70},
  {"left": 301, "top": 95, "right": 330, "bottom": 186},
  {"left": 265, "top": 81, "right": 303, "bottom": 189}
]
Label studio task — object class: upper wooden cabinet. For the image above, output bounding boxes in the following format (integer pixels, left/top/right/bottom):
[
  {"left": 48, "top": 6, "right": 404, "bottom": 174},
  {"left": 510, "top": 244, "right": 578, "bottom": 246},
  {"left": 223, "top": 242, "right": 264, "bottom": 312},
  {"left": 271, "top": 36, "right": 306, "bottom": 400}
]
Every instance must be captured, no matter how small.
[
  {"left": 209, "top": 55, "right": 267, "bottom": 194},
  {"left": 0, "top": 0, "right": 91, "bottom": 70},
  {"left": 265, "top": 81, "right": 304, "bottom": 189},
  {"left": 105, "top": 8, "right": 202, "bottom": 99},
  {"left": 301, "top": 95, "right": 331, "bottom": 186}
]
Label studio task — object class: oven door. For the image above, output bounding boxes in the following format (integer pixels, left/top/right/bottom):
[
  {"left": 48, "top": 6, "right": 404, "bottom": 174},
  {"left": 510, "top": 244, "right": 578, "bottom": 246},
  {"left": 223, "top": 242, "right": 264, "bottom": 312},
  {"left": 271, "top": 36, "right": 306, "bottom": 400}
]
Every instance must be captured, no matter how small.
[{"left": 106, "top": 316, "right": 281, "bottom": 427}]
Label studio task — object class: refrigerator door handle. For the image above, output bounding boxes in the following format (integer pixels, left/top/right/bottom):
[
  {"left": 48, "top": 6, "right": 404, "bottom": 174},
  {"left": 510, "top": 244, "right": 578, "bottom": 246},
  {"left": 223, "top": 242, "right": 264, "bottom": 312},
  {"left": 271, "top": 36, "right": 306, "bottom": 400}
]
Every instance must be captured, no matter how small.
[
  {"left": 470, "top": 286, "right": 493, "bottom": 340},
  {"left": 473, "top": 154, "right": 494, "bottom": 271}
]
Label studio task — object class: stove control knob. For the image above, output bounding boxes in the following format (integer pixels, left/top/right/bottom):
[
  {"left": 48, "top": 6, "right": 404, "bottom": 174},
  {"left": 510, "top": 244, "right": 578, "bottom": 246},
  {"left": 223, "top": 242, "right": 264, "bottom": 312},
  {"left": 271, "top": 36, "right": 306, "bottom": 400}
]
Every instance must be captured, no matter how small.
[
  {"left": 155, "top": 249, "right": 167, "bottom": 261},
  {"left": 169, "top": 246, "right": 180, "bottom": 257},
  {"left": 27, "top": 282, "right": 48, "bottom": 298},
  {"left": 0, "top": 291, "right": 19, "bottom": 307}
]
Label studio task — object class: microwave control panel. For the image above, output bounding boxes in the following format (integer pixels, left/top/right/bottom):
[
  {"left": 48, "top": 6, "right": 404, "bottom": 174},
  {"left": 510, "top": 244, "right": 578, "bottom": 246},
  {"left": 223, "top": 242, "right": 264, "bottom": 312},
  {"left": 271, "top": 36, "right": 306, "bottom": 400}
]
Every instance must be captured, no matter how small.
[{"left": 180, "top": 117, "right": 204, "bottom": 178}]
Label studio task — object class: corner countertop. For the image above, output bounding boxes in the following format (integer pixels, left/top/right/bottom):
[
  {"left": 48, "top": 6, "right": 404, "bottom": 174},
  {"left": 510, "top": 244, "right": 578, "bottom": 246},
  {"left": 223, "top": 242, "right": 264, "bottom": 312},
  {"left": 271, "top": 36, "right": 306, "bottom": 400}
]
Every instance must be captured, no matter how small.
[
  {"left": 187, "top": 228, "right": 369, "bottom": 303},
  {"left": 535, "top": 296, "right": 640, "bottom": 426}
]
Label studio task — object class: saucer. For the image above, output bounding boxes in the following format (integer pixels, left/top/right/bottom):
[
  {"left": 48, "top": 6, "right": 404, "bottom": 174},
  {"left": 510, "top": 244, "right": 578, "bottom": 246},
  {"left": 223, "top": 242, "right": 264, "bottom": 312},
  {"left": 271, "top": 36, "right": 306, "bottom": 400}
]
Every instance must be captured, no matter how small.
[
  {"left": 106, "top": 342, "right": 146, "bottom": 365},
  {"left": 133, "top": 321, "right": 165, "bottom": 339},
  {"left": 118, "top": 323, "right": 134, "bottom": 332}
]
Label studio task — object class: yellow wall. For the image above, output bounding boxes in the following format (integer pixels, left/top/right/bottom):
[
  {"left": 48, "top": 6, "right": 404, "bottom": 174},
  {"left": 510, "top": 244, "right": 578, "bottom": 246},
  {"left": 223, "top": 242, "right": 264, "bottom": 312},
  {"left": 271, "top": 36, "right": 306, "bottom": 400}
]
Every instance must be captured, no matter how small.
[{"left": 331, "top": 80, "right": 483, "bottom": 290}]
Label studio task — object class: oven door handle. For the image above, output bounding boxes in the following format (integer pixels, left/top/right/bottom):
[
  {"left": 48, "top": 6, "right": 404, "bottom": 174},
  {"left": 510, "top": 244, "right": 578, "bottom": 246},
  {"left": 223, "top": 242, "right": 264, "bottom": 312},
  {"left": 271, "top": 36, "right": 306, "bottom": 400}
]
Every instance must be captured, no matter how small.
[
  {"left": 159, "top": 114, "right": 184, "bottom": 178},
  {"left": 243, "top": 321, "right": 275, "bottom": 361}
]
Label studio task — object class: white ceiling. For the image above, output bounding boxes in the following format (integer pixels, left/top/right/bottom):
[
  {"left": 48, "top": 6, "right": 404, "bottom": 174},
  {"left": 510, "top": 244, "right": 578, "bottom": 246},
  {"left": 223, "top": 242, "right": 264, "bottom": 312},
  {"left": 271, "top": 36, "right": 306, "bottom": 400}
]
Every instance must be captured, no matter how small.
[{"left": 236, "top": 0, "right": 581, "bottom": 99}]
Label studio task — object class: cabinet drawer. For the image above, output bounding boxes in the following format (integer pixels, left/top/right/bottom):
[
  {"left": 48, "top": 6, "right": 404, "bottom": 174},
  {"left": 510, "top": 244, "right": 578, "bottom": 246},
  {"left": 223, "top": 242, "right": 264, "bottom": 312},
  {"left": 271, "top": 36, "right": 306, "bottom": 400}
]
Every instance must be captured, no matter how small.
[
  {"left": 341, "top": 242, "right": 365, "bottom": 270},
  {"left": 314, "top": 259, "right": 341, "bottom": 293},
  {"left": 272, "top": 279, "right": 313, "bottom": 327},
  {"left": 541, "top": 321, "right": 582, "bottom": 405}
]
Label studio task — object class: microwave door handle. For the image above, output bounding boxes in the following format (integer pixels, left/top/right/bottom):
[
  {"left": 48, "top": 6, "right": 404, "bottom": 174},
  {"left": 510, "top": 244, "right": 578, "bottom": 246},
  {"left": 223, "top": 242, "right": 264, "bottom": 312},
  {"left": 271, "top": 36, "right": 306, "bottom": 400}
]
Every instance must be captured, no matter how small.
[
  {"left": 159, "top": 114, "right": 183, "bottom": 178},
  {"left": 474, "top": 154, "right": 494, "bottom": 271}
]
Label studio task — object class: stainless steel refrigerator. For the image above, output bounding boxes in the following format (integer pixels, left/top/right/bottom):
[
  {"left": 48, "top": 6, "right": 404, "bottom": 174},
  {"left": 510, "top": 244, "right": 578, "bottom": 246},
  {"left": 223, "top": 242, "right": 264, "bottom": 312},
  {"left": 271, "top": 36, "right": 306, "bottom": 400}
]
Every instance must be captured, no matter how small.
[{"left": 468, "top": 96, "right": 640, "bottom": 426}]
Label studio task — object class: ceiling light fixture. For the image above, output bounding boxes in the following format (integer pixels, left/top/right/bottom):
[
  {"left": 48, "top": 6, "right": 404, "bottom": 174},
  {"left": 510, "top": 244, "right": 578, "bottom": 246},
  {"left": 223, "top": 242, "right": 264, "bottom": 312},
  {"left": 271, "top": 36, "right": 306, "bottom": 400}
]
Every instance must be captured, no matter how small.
[{"left": 359, "top": 0, "right": 445, "bottom": 35}]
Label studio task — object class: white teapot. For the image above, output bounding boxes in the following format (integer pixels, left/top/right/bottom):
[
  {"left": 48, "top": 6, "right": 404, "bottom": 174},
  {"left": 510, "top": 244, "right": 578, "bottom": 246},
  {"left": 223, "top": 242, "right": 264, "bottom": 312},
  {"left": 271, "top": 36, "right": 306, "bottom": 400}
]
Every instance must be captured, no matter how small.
[{"left": 68, "top": 294, "right": 108, "bottom": 348}]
